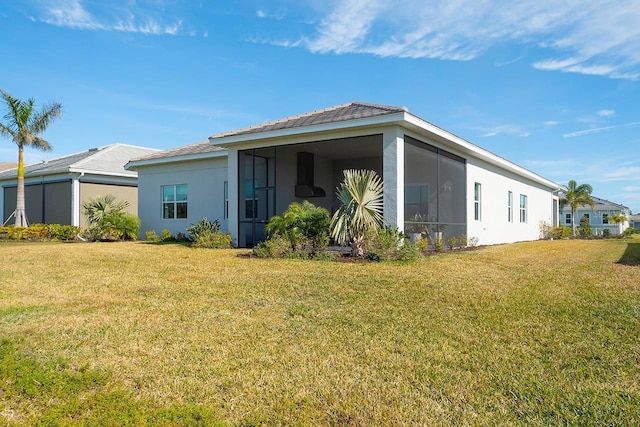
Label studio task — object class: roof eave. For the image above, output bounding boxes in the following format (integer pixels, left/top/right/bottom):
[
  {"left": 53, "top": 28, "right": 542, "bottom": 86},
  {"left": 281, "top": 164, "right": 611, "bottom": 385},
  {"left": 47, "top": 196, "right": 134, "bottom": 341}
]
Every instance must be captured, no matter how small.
[
  {"left": 125, "top": 150, "right": 228, "bottom": 170},
  {"left": 209, "top": 112, "right": 407, "bottom": 146}
]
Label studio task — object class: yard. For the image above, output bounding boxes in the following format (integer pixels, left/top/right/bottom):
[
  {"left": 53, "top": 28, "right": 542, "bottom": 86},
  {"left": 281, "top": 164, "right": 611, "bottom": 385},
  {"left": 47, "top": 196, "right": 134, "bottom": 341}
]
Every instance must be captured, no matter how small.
[{"left": 1, "top": 237, "right": 639, "bottom": 425}]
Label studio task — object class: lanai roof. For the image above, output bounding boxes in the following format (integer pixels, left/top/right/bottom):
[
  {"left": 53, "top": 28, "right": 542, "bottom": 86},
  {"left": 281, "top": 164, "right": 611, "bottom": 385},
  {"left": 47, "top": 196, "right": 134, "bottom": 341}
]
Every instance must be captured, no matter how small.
[{"left": 209, "top": 102, "right": 407, "bottom": 140}]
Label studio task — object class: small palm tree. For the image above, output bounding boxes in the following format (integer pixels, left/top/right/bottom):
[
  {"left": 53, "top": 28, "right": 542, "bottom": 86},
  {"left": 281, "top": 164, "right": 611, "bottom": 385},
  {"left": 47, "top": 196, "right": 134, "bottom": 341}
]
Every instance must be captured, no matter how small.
[
  {"left": 559, "top": 180, "right": 595, "bottom": 236},
  {"left": 0, "top": 90, "right": 62, "bottom": 226},
  {"left": 330, "top": 169, "right": 384, "bottom": 256},
  {"left": 82, "top": 194, "right": 129, "bottom": 226}
]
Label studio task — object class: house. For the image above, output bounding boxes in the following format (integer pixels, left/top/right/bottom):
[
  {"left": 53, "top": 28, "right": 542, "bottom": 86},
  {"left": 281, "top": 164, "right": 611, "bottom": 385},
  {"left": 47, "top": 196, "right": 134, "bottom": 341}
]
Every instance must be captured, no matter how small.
[
  {"left": 126, "top": 102, "right": 561, "bottom": 247},
  {"left": 630, "top": 215, "right": 640, "bottom": 230},
  {"left": 560, "top": 196, "right": 631, "bottom": 235},
  {"left": 0, "top": 162, "right": 17, "bottom": 172},
  {"left": 0, "top": 143, "right": 159, "bottom": 227}
]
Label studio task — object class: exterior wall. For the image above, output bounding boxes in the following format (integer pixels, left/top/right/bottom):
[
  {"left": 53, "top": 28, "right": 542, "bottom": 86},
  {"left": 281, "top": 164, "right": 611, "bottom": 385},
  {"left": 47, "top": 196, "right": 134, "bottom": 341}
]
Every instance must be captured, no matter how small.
[
  {"left": 136, "top": 157, "right": 228, "bottom": 239},
  {"left": 79, "top": 182, "right": 138, "bottom": 228},
  {"left": 466, "top": 159, "right": 555, "bottom": 245}
]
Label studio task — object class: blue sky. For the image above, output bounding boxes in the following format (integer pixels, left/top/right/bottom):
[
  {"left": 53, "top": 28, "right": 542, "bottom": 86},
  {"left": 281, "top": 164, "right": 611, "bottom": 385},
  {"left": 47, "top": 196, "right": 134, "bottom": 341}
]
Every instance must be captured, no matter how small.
[{"left": 1, "top": 0, "right": 639, "bottom": 212}]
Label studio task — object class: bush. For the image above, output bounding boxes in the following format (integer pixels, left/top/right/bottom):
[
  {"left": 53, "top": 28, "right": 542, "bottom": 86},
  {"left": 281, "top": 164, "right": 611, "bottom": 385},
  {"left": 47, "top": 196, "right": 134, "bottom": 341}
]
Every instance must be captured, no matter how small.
[
  {"left": 265, "top": 201, "right": 330, "bottom": 254},
  {"left": 468, "top": 237, "right": 479, "bottom": 247},
  {"left": 602, "top": 229, "right": 611, "bottom": 237},
  {"left": 192, "top": 230, "right": 232, "bottom": 249},
  {"left": 578, "top": 215, "right": 592, "bottom": 238},
  {"left": 47, "top": 224, "right": 79, "bottom": 241},
  {"left": 415, "top": 236, "right": 429, "bottom": 253},
  {"left": 364, "top": 226, "right": 420, "bottom": 262},
  {"left": 161, "top": 229, "right": 173, "bottom": 241},
  {"left": 552, "top": 226, "right": 572, "bottom": 239},
  {"left": 539, "top": 221, "right": 554, "bottom": 240},
  {"left": 99, "top": 213, "right": 140, "bottom": 240},
  {"left": 80, "top": 226, "right": 102, "bottom": 242},
  {"left": 312, "top": 251, "right": 340, "bottom": 262},
  {"left": 145, "top": 230, "right": 161, "bottom": 242},
  {"left": 187, "top": 218, "right": 221, "bottom": 241},
  {"left": 252, "top": 236, "right": 292, "bottom": 258},
  {"left": 624, "top": 227, "right": 640, "bottom": 236}
]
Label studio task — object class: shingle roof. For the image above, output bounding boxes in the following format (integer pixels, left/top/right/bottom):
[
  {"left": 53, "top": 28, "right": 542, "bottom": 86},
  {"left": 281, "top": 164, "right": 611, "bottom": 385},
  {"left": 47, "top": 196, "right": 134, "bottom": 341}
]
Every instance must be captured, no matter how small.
[
  {"left": 0, "top": 144, "right": 159, "bottom": 179},
  {"left": 128, "top": 140, "right": 227, "bottom": 163},
  {"left": 0, "top": 162, "right": 17, "bottom": 172},
  {"left": 209, "top": 102, "right": 407, "bottom": 140},
  {"left": 561, "top": 196, "right": 630, "bottom": 212}
]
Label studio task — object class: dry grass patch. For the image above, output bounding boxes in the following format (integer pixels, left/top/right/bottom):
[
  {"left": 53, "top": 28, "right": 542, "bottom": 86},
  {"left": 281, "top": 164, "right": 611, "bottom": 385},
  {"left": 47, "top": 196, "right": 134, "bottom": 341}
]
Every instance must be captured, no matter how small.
[{"left": 1, "top": 238, "right": 639, "bottom": 425}]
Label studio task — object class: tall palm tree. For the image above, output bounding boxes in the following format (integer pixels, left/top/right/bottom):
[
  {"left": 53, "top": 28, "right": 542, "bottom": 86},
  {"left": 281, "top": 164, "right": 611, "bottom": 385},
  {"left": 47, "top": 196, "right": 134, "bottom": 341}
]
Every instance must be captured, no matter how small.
[
  {"left": 330, "top": 169, "right": 384, "bottom": 256},
  {"left": 559, "top": 180, "right": 595, "bottom": 236},
  {"left": 0, "top": 89, "right": 62, "bottom": 226}
]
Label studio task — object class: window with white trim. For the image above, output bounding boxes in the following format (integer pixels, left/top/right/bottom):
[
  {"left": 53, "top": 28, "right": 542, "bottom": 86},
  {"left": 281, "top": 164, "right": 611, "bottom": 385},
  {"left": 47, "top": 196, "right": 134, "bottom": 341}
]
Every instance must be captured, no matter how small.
[
  {"left": 224, "top": 181, "right": 229, "bottom": 219},
  {"left": 507, "top": 191, "right": 513, "bottom": 222},
  {"left": 474, "top": 183, "right": 481, "bottom": 221},
  {"left": 162, "top": 185, "right": 188, "bottom": 219},
  {"left": 519, "top": 194, "right": 527, "bottom": 223},
  {"left": 565, "top": 213, "right": 571, "bottom": 225}
]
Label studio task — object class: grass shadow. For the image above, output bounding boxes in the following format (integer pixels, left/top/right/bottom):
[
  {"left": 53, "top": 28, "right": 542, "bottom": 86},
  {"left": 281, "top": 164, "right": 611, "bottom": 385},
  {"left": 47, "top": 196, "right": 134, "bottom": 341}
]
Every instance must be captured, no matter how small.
[{"left": 617, "top": 238, "right": 640, "bottom": 266}]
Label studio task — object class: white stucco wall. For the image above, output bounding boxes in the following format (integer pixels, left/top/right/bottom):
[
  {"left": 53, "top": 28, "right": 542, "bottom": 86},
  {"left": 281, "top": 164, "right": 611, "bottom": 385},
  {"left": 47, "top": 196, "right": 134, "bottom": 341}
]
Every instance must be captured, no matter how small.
[
  {"left": 466, "top": 158, "right": 556, "bottom": 245},
  {"left": 135, "top": 157, "right": 228, "bottom": 239}
]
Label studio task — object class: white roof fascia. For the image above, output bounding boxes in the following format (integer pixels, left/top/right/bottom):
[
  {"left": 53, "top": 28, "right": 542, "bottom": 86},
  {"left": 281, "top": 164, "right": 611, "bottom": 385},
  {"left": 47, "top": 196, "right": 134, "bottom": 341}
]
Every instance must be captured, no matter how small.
[
  {"left": 67, "top": 167, "right": 137, "bottom": 179},
  {"left": 209, "top": 112, "right": 407, "bottom": 146},
  {"left": 125, "top": 150, "right": 228, "bottom": 170},
  {"left": 402, "top": 113, "right": 559, "bottom": 190}
]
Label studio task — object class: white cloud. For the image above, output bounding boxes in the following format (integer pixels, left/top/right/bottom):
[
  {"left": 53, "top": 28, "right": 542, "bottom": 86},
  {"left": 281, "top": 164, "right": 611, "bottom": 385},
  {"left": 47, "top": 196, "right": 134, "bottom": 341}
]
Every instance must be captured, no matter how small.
[
  {"left": 597, "top": 109, "right": 615, "bottom": 117},
  {"left": 563, "top": 121, "right": 640, "bottom": 138},
  {"left": 257, "top": 10, "right": 266, "bottom": 18},
  {"left": 603, "top": 167, "right": 640, "bottom": 181},
  {"left": 478, "top": 124, "right": 531, "bottom": 138},
  {"left": 283, "top": 0, "right": 640, "bottom": 80},
  {"left": 38, "top": 0, "right": 183, "bottom": 35},
  {"left": 544, "top": 121, "right": 559, "bottom": 126}
]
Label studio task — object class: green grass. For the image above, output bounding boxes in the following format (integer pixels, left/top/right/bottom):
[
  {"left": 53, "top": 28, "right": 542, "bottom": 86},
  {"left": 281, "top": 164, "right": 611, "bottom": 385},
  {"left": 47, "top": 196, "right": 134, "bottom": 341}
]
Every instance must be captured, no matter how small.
[{"left": 1, "top": 237, "right": 639, "bottom": 425}]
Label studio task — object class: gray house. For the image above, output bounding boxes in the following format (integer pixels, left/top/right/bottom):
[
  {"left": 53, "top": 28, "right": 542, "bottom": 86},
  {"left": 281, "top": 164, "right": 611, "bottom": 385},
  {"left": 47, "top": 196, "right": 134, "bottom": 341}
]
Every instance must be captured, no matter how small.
[
  {"left": 560, "top": 196, "right": 631, "bottom": 235},
  {"left": 0, "top": 144, "right": 158, "bottom": 226}
]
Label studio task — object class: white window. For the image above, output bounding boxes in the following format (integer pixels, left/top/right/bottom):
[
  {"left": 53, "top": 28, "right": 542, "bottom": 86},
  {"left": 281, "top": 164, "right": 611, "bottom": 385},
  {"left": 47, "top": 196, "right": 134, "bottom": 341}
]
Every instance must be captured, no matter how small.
[
  {"left": 162, "top": 185, "right": 188, "bottom": 219},
  {"left": 474, "top": 183, "right": 481, "bottom": 221},
  {"left": 519, "top": 194, "right": 527, "bottom": 223},
  {"left": 224, "top": 181, "right": 229, "bottom": 219},
  {"left": 507, "top": 191, "right": 513, "bottom": 222}
]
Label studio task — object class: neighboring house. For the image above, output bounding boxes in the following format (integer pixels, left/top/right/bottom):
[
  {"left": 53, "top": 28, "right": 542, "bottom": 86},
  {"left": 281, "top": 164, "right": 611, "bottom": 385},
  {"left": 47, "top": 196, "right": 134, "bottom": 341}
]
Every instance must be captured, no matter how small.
[
  {"left": 560, "top": 196, "right": 631, "bottom": 235},
  {"left": 0, "top": 144, "right": 159, "bottom": 227},
  {"left": 630, "top": 215, "right": 640, "bottom": 229},
  {"left": 0, "top": 162, "right": 17, "bottom": 172},
  {"left": 127, "top": 102, "right": 561, "bottom": 247}
]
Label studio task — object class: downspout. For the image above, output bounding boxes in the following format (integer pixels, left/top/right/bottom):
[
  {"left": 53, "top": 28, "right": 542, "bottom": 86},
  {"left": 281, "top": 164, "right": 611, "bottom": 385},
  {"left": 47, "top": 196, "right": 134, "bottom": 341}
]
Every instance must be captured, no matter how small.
[{"left": 71, "top": 172, "right": 84, "bottom": 227}]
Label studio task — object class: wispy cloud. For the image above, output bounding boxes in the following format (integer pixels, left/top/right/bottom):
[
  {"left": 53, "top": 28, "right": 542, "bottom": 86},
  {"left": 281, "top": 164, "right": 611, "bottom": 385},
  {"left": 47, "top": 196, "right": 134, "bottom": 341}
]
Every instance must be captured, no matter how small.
[
  {"left": 544, "top": 120, "right": 559, "bottom": 126},
  {"left": 603, "top": 166, "right": 640, "bottom": 181},
  {"left": 274, "top": 0, "right": 640, "bottom": 80},
  {"left": 563, "top": 121, "right": 640, "bottom": 138},
  {"left": 596, "top": 109, "right": 615, "bottom": 117},
  {"left": 478, "top": 124, "right": 531, "bottom": 138},
  {"left": 37, "top": 0, "right": 183, "bottom": 35}
]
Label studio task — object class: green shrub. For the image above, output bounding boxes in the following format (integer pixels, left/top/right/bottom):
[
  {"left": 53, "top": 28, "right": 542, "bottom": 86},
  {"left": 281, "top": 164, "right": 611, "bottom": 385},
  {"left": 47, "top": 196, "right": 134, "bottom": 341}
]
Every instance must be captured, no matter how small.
[
  {"left": 578, "top": 215, "right": 592, "bottom": 238},
  {"left": 265, "top": 201, "right": 330, "bottom": 254},
  {"left": 192, "top": 230, "right": 232, "bottom": 249},
  {"left": 624, "top": 227, "right": 640, "bottom": 236},
  {"left": 432, "top": 234, "right": 445, "bottom": 252},
  {"left": 365, "top": 226, "right": 420, "bottom": 262},
  {"left": 602, "top": 229, "right": 611, "bottom": 237},
  {"left": 187, "top": 218, "right": 221, "bottom": 241},
  {"left": 415, "top": 236, "right": 429, "bottom": 253},
  {"left": 552, "top": 226, "right": 571, "bottom": 239},
  {"left": 161, "top": 229, "right": 173, "bottom": 241},
  {"left": 252, "top": 236, "right": 292, "bottom": 258},
  {"left": 47, "top": 224, "right": 79, "bottom": 241},
  {"left": 99, "top": 213, "right": 140, "bottom": 240},
  {"left": 145, "top": 230, "right": 161, "bottom": 242},
  {"left": 457, "top": 234, "right": 468, "bottom": 247},
  {"left": 80, "top": 226, "right": 103, "bottom": 242}
]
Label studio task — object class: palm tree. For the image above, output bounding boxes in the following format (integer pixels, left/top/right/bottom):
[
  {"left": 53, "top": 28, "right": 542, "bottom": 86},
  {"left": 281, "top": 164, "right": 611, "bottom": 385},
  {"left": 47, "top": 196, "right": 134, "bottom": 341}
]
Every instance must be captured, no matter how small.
[
  {"left": 559, "top": 180, "right": 595, "bottom": 236},
  {"left": 0, "top": 90, "right": 62, "bottom": 226},
  {"left": 81, "top": 194, "right": 129, "bottom": 226},
  {"left": 330, "top": 169, "right": 384, "bottom": 256}
]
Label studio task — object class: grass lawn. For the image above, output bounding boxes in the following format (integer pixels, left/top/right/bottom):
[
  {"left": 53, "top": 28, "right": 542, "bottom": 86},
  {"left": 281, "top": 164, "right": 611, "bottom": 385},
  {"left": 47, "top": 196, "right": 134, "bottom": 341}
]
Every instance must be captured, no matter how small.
[{"left": 1, "top": 237, "right": 639, "bottom": 425}]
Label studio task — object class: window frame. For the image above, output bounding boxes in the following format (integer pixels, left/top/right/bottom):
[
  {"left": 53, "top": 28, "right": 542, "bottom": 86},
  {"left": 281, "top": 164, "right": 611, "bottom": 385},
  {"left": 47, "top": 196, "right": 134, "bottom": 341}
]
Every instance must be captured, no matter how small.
[
  {"left": 474, "top": 182, "right": 481, "bottom": 221},
  {"left": 507, "top": 191, "right": 513, "bottom": 223},
  {"left": 162, "top": 184, "right": 188, "bottom": 220},
  {"left": 519, "top": 194, "right": 527, "bottom": 223}
]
